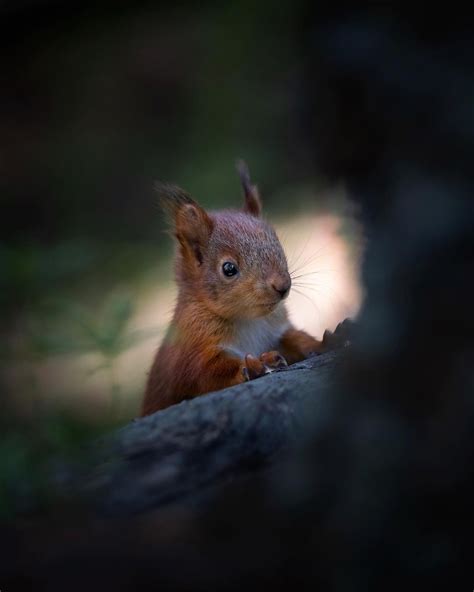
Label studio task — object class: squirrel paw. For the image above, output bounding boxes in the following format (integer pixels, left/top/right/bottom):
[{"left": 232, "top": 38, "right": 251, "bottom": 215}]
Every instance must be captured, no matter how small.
[
  {"left": 321, "top": 318, "right": 355, "bottom": 351},
  {"left": 260, "top": 350, "right": 288, "bottom": 370},
  {"left": 241, "top": 351, "right": 288, "bottom": 381}
]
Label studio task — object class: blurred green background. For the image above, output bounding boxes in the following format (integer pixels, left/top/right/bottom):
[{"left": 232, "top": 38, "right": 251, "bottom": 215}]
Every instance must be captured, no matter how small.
[{"left": 0, "top": 1, "right": 363, "bottom": 519}]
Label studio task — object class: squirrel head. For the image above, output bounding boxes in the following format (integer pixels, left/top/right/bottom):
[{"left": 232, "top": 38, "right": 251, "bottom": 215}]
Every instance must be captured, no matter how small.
[{"left": 157, "top": 160, "right": 291, "bottom": 320}]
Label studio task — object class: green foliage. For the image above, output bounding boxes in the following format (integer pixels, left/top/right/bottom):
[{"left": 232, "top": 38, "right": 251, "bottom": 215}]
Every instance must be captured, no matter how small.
[
  {"left": 0, "top": 289, "right": 162, "bottom": 521},
  {"left": 8, "top": 289, "right": 161, "bottom": 407}
]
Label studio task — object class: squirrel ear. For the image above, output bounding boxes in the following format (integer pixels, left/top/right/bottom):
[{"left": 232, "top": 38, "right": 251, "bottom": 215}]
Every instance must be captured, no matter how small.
[
  {"left": 236, "top": 159, "right": 262, "bottom": 217},
  {"left": 175, "top": 203, "right": 213, "bottom": 264},
  {"left": 155, "top": 182, "right": 213, "bottom": 265}
]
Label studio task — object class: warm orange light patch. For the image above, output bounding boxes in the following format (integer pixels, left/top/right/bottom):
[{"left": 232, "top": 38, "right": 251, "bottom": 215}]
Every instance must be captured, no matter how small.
[{"left": 276, "top": 211, "right": 364, "bottom": 340}]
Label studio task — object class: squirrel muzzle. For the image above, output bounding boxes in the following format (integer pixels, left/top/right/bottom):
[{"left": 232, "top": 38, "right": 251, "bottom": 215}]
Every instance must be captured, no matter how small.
[{"left": 269, "top": 272, "right": 291, "bottom": 300}]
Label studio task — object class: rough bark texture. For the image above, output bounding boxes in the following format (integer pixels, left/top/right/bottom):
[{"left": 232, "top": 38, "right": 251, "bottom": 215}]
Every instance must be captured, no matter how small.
[{"left": 85, "top": 350, "right": 341, "bottom": 516}]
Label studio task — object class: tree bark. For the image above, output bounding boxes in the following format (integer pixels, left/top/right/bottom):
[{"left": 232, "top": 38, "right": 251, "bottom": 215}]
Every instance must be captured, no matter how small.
[{"left": 85, "top": 350, "right": 342, "bottom": 516}]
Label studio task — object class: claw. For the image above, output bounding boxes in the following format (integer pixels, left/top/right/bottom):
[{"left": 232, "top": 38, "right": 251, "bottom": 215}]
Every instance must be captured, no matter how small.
[{"left": 259, "top": 351, "right": 288, "bottom": 370}]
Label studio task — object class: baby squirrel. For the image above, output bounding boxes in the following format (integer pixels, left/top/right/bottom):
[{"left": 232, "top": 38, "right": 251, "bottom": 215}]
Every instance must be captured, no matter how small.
[{"left": 141, "top": 161, "right": 350, "bottom": 416}]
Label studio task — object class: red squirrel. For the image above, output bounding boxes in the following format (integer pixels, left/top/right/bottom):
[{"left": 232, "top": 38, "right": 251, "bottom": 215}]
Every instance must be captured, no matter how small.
[{"left": 141, "top": 161, "right": 349, "bottom": 416}]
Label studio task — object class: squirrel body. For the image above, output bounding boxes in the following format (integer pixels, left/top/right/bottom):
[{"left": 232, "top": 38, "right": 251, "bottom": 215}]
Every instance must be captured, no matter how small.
[{"left": 141, "top": 162, "right": 343, "bottom": 416}]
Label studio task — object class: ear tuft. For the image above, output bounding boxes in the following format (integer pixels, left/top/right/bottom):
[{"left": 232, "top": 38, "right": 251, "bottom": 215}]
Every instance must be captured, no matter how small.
[
  {"left": 236, "top": 159, "right": 262, "bottom": 217},
  {"left": 154, "top": 182, "right": 197, "bottom": 221},
  {"left": 154, "top": 182, "right": 213, "bottom": 265}
]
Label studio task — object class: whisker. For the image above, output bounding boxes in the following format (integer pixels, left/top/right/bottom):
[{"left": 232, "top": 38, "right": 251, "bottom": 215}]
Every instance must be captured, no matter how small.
[
  {"left": 288, "top": 235, "right": 323, "bottom": 269},
  {"left": 290, "top": 269, "right": 336, "bottom": 280},
  {"left": 287, "top": 231, "right": 316, "bottom": 272},
  {"left": 294, "top": 281, "right": 337, "bottom": 296},
  {"left": 292, "top": 283, "right": 326, "bottom": 295},
  {"left": 293, "top": 280, "right": 352, "bottom": 312},
  {"left": 289, "top": 246, "right": 329, "bottom": 276},
  {"left": 292, "top": 284, "right": 338, "bottom": 317},
  {"left": 290, "top": 287, "right": 322, "bottom": 322}
]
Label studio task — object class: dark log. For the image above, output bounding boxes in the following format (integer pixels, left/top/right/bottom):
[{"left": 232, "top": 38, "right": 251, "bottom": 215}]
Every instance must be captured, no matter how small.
[{"left": 84, "top": 350, "right": 343, "bottom": 516}]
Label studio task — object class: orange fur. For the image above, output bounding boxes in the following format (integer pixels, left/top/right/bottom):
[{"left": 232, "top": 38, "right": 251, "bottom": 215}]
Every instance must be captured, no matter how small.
[
  {"left": 142, "top": 301, "right": 246, "bottom": 415},
  {"left": 279, "top": 327, "right": 325, "bottom": 365}
]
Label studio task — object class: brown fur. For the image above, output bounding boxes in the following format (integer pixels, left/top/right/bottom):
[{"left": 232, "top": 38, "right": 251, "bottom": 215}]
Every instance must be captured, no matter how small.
[
  {"left": 141, "top": 162, "right": 335, "bottom": 416},
  {"left": 279, "top": 327, "right": 325, "bottom": 365}
]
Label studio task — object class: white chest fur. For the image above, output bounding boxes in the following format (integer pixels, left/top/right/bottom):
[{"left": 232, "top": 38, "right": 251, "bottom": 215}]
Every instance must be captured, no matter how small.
[{"left": 223, "top": 314, "right": 290, "bottom": 358}]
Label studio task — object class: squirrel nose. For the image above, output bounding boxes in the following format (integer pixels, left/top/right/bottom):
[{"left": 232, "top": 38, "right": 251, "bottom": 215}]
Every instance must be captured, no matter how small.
[{"left": 271, "top": 275, "right": 291, "bottom": 299}]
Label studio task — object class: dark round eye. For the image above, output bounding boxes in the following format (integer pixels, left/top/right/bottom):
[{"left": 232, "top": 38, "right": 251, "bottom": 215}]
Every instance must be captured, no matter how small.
[{"left": 222, "top": 261, "right": 239, "bottom": 277}]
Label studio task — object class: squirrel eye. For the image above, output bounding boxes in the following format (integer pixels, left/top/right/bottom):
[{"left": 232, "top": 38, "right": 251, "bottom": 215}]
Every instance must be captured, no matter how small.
[{"left": 222, "top": 261, "right": 239, "bottom": 277}]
